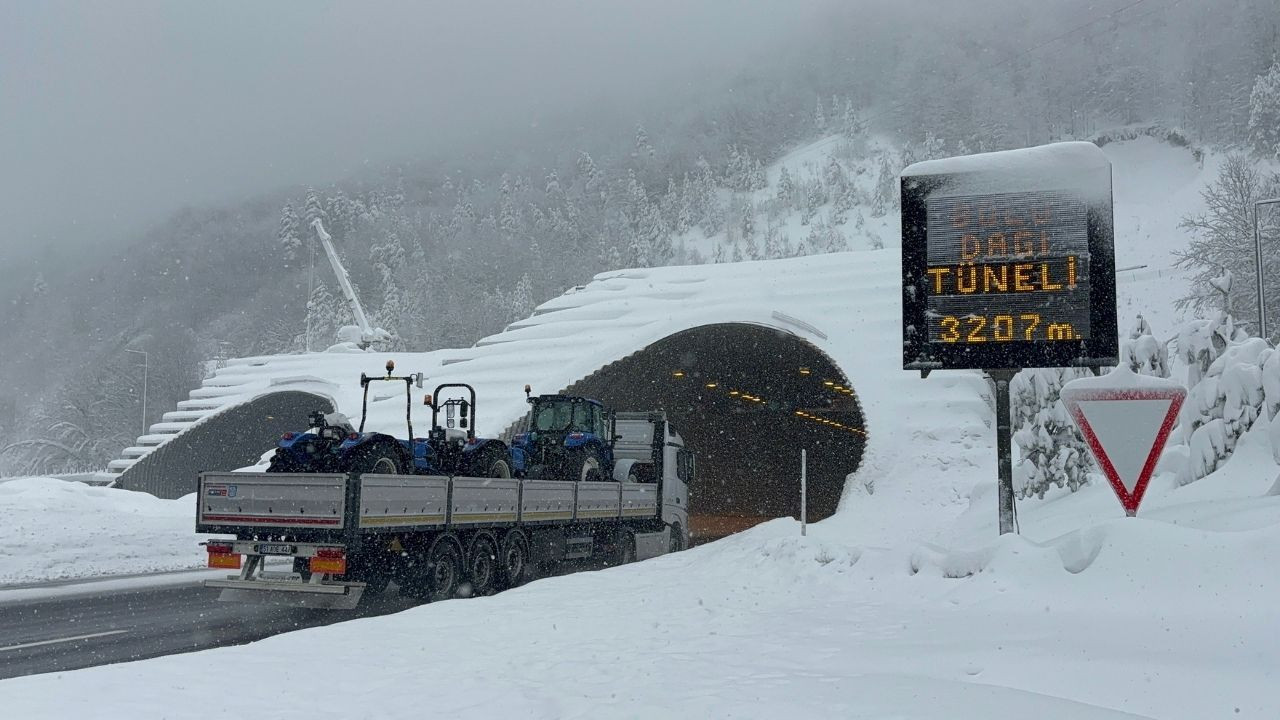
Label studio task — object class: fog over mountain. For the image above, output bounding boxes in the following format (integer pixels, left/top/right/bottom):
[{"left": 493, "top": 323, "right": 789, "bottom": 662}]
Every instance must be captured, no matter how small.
[
  {"left": 3, "top": 0, "right": 1279, "bottom": 477},
  {"left": 0, "top": 0, "right": 828, "bottom": 264}
]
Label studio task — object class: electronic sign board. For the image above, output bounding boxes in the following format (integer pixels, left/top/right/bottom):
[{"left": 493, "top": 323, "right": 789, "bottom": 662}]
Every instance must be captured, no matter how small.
[{"left": 901, "top": 142, "right": 1118, "bottom": 371}]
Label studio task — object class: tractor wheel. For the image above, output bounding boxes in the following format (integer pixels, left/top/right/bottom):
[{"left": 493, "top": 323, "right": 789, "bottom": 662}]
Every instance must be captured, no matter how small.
[
  {"left": 345, "top": 442, "right": 404, "bottom": 476},
  {"left": 487, "top": 454, "right": 512, "bottom": 479},
  {"left": 572, "top": 449, "right": 605, "bottom": 483},
  {"left": 266, "top": 451, "right": 300, "bottom": 473}
]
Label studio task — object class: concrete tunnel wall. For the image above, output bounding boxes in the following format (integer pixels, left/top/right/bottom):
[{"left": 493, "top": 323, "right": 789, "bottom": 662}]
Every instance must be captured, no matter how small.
[{"left": 113, "top": 391, "right": 335, "bottom": 499}]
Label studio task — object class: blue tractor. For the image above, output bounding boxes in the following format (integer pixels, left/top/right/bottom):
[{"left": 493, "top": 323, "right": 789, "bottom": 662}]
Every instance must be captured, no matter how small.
[
  {"left": 510, "top": 385, "right": 616, "bottom": 482},
  {"left": 266, "top": 361, "right": 512, "bottom": 478}
]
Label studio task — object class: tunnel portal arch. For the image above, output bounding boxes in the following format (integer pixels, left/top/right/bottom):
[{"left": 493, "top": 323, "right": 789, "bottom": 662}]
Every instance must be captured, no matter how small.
[
  {"left": 114, "top": 390, "right": 335, "bottom": 499},
  {"left": 557, "top": 323, "right": 865, "bottom": 542}
]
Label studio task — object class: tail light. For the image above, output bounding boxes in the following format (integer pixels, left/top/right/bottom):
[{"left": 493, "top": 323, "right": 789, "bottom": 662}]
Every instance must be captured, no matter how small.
[
  {"left": 310, "top": 547, "right": 347, "bottom": 575},
  {"left": 568, "top": 432, "right": 585, "bottom": 440},
  {"left": 347, "top": 432, "right": 360, "bottom": 441},
  {"left": 206, "top": 541, "right": 240, "bottom": 569},
  {"left": 281, "top": 432, "right": 296, "bottom": 441}
]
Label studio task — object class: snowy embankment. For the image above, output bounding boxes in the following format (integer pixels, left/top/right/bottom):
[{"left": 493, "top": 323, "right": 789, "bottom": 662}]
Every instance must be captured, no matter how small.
[
  {"left": 2, "top": 435, "right": 1278, "bottom": 718},
  {"left": 0, "top": 478, "right": 210, "bottom": 586}
]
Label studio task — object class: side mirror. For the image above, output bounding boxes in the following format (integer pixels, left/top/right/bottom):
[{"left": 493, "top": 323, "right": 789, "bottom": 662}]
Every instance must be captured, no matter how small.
[
  {"left": 424, "top": 394, "right": 433, "bottom": 407},
  {"left": 385, "top": 359, "right": 396, "bottom": 377},
  {"left": 460, "top": 417, "right": 469, "bottom": 430},
  {"left": 415, "top": 373, "right": 424, "bottom": 389},
  {"left": 460, "top": 399, "right": 470, "bottom": 417},
  {"left": 524, "top": 384, "right": 532, "bottom": 403}
]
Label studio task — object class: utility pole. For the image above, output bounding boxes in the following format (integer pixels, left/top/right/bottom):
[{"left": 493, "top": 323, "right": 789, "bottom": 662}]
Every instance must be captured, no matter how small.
[
  {"left": 1254, "top": 198, "right": 1280, "bottom": 340},
  {"left": 124, "top": 349, "right": 149, "bottom": 436}
]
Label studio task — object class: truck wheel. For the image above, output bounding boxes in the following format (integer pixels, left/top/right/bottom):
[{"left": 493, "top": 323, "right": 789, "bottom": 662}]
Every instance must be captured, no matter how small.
[
  {"left": 465, "top": 534, "right": 499, "bottom": 596},
  {"left": 669, "top": 522, "right": 686, "bottom": 553},
  {"left": 346, "top": 442, "right": 404, "bottom": 475},
  {"left": 426, "top": 537, "right": 462, "bottom": 602},
  {"left": 613, "top": 529, "right": 636, "bottom": 567},
  {"left": 498, "top": 530, "right": 529, "bottom": 588},
  {"left": 601, "top": 528, "right": 635, "bottom": 568}
]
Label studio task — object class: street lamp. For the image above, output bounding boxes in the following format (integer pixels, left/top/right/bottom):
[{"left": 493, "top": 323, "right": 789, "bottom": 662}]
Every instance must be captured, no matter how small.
[
  {"left": 124, "top": 349, "right": 149, "bottom": 436},
  {"left": 1254, "top": 198, "right": 1280, "bottom": 340}
]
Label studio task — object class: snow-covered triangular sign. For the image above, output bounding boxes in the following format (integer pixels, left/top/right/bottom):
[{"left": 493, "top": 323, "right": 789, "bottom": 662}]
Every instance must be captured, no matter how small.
[{"left": 1060, "top": 366, "right": 1186, "bottom": 517}]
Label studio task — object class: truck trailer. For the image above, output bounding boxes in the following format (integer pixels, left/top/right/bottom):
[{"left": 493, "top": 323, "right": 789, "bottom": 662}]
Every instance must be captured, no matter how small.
[{"left": 197, "top": 410, "right": 693, "bottom": 609}]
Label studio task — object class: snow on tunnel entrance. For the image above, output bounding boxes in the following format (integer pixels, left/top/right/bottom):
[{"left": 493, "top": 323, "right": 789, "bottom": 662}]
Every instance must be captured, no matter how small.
[{"left": 561, "top": 323, "right": 865, "bottom": 544}]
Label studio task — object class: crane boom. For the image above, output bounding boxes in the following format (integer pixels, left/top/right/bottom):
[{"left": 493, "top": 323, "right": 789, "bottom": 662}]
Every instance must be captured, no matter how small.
[{"left": 310, "top": 218, "right": 383, "bottom": 348}]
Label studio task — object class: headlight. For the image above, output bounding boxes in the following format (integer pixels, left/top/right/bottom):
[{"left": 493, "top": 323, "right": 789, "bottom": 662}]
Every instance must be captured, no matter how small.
[{"left": 320, "top": 426, "right": 343, "bottom": 441}]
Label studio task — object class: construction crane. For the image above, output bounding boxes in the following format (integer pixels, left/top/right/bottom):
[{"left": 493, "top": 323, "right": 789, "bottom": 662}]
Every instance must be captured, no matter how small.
[{"left": 310, "top": 218, "right": 389, "bottom": 350}]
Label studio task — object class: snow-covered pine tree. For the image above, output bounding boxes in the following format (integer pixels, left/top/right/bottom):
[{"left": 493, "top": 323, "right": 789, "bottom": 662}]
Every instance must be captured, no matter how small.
[
  {"left": 764, "top": 224, "right": 783, "bottom": 259},
  {"left": 872, "top": 155, "right": 895, "bottom": 218},
  {"left": 303, "top": 188, "right": 327, "bottom": 230},
  {"left": 577, "top": 151, "right": 600, "bottom": 193},
  {"left": 712, "top": 242, "right": 726, "bottom": 263},
  {"left": 1011, "top": 368, "right": 1094, "bottom": 499},
  {"left": 823, "top": 222, "right": 848, "bottom": 253},
  {"left": 634, "top": 123, "right": 655, "bottom": 159},
  {"left": 813, "top": 96, "right": 826, "bottom": 132},
  {"left": 1247, "top": 56, "right": 1280, "bottom": 159},
  {"left": 544, "top": 170, "right": 563, "bottom": 202},
  {"left": 749, "top": 158, "right": 767, "bottom": 191},
  {"left": 840, "top": 97, "right": 863, "bottom": 140},
  {"left": 740, "top": 202, "right": 756, "bottom": 253},
  {"left": 776, "top": 166, "right": 795, "bottom": 207},
  {"left": 675, "top": 176, "right": 695, "bottom": 235},
  {"left": 277, "top": 203, "right": 301, "bottom": 265},
  {"left": 801, "top": 177, "right": 825, "bottom": 226},
  {"left": 1122, "top": 314, "right": 1170, "bottom": 377},
  {"left": 509, "top": 273, "right": 536, "bottom": 322},
  {"left": 305, "top": 280, "right": 343, "bottom": 351}
]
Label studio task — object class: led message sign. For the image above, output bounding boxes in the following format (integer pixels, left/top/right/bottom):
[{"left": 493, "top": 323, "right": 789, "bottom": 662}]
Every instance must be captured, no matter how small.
[{"left": 901, "top": 142, "right": 1117, "bottom": 371}]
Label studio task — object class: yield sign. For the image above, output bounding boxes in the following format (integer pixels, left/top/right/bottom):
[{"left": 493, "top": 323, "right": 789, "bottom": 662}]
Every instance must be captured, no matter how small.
[{"left": 1060, "top": 368, "right": 1186, "bottom": 517}]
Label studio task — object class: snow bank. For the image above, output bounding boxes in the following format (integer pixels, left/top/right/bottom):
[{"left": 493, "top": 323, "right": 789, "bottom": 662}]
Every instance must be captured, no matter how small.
[
  {"left": 3, "top": 483, "right": 1278, "bottom": 719},
  {"left": 0, "top": 478, "right": 211, "bottom": 585}
]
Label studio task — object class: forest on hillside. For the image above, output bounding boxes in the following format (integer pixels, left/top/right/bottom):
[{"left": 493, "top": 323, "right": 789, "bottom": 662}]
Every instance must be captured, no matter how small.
[{"left": 3, "top": 0, "right": 1279, "bottom": 476}]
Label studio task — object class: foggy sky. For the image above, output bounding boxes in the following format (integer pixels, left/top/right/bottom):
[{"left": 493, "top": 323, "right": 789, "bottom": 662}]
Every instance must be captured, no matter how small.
[{"left": 0, "top": 0, "right": 831, "bottom": 265}]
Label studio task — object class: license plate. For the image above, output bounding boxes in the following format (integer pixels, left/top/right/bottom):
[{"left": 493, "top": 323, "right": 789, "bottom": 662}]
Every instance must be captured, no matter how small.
[{"left": 256, "top": 543, "right": 295, "bottom": 556}]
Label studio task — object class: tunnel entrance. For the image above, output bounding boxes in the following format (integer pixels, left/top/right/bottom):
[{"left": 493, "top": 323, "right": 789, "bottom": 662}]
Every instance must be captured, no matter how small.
[{"left": 561, "top": 323, "right": 865, "bottom": 543}]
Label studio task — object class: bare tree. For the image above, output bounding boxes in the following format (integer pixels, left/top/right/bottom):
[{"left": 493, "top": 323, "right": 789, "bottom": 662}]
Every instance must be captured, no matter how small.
[{"left": 1173, "top": 153, "right": 1280, "bottom": 331}]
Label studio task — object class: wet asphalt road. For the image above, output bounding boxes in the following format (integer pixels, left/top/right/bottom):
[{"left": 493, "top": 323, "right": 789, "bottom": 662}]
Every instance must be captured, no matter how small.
[{"left": 0, "top": 579, "right": 419, "bottom": 680}]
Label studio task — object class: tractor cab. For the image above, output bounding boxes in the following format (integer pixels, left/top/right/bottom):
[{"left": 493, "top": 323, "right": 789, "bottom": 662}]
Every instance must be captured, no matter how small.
[
  {"left": 530, "top": 396, "right": 607, "bottom": 436},
  {"left": 512, "top": 386, "right": 615, "bottom": 482}
]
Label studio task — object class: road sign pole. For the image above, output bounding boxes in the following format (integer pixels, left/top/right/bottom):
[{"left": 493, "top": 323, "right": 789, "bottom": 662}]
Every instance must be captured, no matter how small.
[
  {"left": 988, "top": 369, "right": 1019, "bottom": 535},
  {"left": 800, "top": 448, "right": 807, "bottom": 537}
]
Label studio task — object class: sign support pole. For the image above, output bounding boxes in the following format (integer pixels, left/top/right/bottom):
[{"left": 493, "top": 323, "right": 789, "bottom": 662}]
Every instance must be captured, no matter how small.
[
  {"left": 987, "top": 369, "right": 1019, "bottom": 535},
  {"left": 800, "top": 448, "right": 807, "bottom": 537}
]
